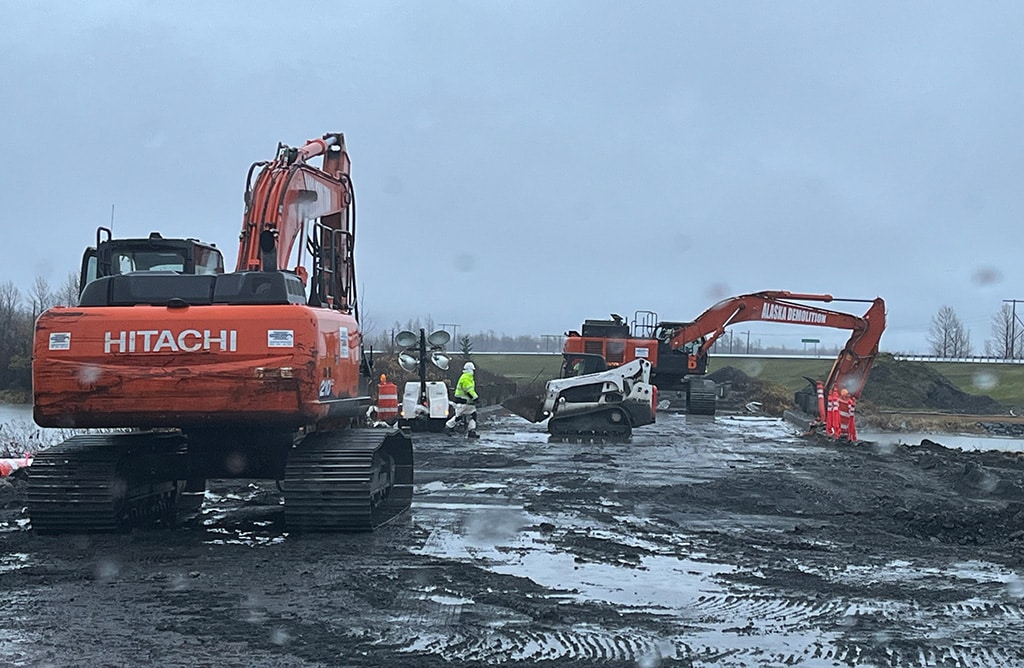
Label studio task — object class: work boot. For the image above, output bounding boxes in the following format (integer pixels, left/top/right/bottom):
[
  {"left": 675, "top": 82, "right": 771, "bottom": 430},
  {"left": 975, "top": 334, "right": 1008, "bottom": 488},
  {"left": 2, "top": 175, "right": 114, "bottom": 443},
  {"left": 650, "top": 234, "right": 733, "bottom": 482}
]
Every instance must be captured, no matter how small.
[{"left": 467, "top": 430, "right": 480, "bottom": 439}]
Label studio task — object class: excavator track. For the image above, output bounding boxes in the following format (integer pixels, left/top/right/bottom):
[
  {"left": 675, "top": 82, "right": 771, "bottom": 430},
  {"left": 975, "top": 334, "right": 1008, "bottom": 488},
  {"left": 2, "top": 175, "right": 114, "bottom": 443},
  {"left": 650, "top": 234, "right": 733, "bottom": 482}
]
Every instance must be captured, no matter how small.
[
  {"left": 282, "top": 428, "right": 413, "bottom": 532},
  {"left": 28, "top": 432, "right": 188, "bottom": 534},
  {"left": 686, "top": 378, "right": 717, "bottom": 416},
  {"left": 547, "top": 406, "right": 634, "bottom": 440}
]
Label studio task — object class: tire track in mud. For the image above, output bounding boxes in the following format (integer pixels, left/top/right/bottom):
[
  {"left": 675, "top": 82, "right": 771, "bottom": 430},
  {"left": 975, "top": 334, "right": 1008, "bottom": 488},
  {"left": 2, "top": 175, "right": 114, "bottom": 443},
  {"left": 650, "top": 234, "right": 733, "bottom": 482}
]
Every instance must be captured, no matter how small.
[
  {"left": 392, "top": 624, "right": 679, "bottom": 664},
  {"left": 401, "top": 414, "right": 1024, "bottom": 667},
  {"left": 3, "top": 412, "right": 1024, "bottom": 666}
]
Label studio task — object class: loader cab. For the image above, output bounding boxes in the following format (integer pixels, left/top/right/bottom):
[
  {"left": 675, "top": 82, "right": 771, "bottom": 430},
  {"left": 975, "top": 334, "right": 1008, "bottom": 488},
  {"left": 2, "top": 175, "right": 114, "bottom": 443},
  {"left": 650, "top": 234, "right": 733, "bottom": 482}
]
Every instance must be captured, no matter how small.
[
  {"left": 79, "top": 227, "right": 224, "bottom": 298},
  {"left": 561, "top": 352, "right": 608, "bottom": 378}
]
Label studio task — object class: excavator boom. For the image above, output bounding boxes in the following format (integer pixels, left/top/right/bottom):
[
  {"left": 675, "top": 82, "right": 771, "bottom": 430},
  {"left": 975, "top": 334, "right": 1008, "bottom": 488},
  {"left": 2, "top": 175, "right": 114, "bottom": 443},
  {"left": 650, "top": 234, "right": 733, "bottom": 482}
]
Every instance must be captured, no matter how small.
[{"left": 237, "top": 133, "right": 356, "bottom": 313}]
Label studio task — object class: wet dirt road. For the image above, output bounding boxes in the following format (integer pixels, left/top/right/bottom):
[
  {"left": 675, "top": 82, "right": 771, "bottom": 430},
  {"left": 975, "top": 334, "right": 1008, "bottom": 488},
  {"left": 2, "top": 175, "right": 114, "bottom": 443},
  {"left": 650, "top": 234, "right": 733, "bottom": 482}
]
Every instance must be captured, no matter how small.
[{"left": 1, "top": 411, "right": 1024, "bottom": 667}]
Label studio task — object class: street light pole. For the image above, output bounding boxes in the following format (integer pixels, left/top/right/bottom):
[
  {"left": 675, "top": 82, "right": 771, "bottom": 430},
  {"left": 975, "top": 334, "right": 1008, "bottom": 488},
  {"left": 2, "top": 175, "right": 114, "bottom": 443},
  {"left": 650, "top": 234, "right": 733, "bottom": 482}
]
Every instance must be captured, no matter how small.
[
  {"left": 541, "top": 334, "right": 563, "bottom": 353},
  {"left": 440, "top": 323, "right": 460, "bottom": 345}
]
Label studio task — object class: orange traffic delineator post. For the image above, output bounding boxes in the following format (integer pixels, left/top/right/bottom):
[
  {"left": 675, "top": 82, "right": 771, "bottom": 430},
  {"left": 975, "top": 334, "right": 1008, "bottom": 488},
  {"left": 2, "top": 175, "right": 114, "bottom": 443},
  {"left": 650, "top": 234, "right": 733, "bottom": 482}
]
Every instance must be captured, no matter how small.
[
  {"left": 826, "top": 386, "right": 839, "bottom": 437},
  {"left": 377, "top": 374, "right": 399, "bottom": 424},
  {"left": 847, "top": 397, "right": 858, "bottom": 442}
]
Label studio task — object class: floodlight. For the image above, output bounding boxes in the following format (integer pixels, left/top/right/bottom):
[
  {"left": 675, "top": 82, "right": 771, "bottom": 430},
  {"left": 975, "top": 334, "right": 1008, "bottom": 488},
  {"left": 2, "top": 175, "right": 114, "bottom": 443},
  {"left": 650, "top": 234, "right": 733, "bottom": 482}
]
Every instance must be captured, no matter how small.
[
  {"left": 431, "top": 352, "right": 451, "bottom": 370},
  {"left": 427, "top": 330, "right": 451, "bottom": 347},
  {"left": 398, "top": 352, "right": 419, "bottom": 372},
  {"left": 395, "top": 330, "right": 418, "bottom": 348}
]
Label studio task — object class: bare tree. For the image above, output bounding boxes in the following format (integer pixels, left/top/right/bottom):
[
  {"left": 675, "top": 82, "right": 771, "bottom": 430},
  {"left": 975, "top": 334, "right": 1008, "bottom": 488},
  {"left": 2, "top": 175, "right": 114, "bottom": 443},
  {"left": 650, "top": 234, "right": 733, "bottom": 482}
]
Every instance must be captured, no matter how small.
[
  {"left": 984, "top": 304, "right": 1021, "bottom": 358},
  {"left": 0, "top": 281, "right": 21, "bottom": 351},
  {"left": 55, "top": 271, "right": 80, "bottom": 307},
  {"left": 928, "top": 305, "right": 972, "bottom": 357},
  {"left": 29, "top": 276, "right": 54, "bottom": 319}
]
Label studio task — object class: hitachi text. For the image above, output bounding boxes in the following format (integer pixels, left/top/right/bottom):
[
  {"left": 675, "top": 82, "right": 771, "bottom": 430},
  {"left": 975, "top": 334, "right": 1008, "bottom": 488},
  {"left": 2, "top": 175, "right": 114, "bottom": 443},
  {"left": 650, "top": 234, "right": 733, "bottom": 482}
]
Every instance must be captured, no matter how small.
[{"left": 104, "top": 330, "right": 238, "bottom": 353}]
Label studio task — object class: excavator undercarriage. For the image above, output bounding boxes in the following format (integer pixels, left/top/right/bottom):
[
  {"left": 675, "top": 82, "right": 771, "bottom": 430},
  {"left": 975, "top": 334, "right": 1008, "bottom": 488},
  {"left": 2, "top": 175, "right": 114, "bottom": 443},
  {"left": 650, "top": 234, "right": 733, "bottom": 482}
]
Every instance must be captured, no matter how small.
[{"left": 28, "top": 428, "right": 413, "bottom": 534}]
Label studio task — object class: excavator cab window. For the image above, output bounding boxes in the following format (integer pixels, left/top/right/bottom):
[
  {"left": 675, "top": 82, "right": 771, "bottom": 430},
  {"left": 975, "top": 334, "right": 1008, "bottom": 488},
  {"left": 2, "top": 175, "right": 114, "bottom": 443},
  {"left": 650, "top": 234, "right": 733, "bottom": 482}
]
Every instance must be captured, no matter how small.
[
  {"left": 116, "top": 250, "right": 189, "bottom": 274},
  {"left": 194, "top": 247, "right": 223, "bottom": 275}
]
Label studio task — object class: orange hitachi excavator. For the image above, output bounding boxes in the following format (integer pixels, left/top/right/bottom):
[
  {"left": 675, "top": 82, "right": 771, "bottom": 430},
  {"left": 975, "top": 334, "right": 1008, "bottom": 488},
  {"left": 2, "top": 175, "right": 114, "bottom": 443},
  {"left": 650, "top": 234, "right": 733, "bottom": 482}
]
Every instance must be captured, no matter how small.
[
  {"left": 509, "top": 291, "right": 885, "bottom": 438},
  {"left": 29, "top": 133, "right": 412, "bottom": 533}
]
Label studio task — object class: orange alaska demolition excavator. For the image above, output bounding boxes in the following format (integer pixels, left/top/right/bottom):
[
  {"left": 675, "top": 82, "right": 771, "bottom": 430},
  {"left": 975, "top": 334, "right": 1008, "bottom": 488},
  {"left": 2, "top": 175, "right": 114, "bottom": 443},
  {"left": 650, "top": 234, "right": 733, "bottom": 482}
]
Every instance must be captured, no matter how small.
[
  {"left": 508, "top": 291, "right": 885, "bottom": 438},
  {"left": 30, "top": 133, "right": 412, "bottom": 533}
]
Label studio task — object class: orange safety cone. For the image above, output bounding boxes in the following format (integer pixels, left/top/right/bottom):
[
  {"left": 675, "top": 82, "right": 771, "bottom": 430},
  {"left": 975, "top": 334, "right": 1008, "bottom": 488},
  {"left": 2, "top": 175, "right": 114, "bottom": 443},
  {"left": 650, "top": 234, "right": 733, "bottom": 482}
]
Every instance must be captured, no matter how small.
[
  {"left": 377, "top": 374, "right": 399, "bottom": 424},
  {"left": 837, "top": 389, "right": 851, "bottom": 440},
  {"left": 815, "top": 381, "right": 826, "bottom": 424}
]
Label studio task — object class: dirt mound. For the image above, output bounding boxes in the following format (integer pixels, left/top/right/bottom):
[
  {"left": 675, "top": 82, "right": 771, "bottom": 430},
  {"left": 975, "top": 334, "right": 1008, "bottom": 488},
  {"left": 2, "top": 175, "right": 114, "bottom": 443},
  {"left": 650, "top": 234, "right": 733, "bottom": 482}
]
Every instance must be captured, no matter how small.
[
  {"left": 707, "top": 366, "right": 792, "bottom": 415},
  {"left": 711, "top": 355, "right": 1006, "bottom": 419},
  {"left": 861, "top": 354, "right": 1005, "bottom": 414}
]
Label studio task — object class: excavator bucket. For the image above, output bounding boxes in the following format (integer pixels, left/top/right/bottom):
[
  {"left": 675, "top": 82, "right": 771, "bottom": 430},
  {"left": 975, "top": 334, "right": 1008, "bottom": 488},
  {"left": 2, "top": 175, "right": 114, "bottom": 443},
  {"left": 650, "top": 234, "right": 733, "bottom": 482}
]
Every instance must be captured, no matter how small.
[{"left": 502, "top": 393, "right": 547, "bottom": 423}]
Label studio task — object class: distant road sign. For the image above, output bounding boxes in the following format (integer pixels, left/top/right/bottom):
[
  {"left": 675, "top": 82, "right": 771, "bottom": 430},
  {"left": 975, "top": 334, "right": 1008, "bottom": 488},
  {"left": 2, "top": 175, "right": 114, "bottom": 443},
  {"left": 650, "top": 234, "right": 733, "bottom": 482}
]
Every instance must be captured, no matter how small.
[{"left": 801, "top": 338, "right": 820, "bottom": 343}]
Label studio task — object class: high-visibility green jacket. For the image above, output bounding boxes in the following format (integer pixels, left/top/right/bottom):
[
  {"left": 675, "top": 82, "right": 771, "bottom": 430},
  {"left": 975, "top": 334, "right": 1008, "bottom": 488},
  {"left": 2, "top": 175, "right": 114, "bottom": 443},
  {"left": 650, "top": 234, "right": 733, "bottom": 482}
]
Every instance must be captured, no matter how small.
[{"left": 455, "top": 372, "right": 478, "bottom": 402}]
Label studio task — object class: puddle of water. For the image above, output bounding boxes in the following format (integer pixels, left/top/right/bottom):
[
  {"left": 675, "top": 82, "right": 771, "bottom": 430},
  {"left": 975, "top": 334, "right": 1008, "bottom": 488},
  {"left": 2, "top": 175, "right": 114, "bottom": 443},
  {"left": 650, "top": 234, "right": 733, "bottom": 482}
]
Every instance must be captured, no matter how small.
[
  {"left": 418, "top": 480, "right": 508, "bottom": 493},
  {"left": 415, "top": 508, "right": 734, "bottom": 616},
  {"left": 202, "top": 527, "right": 285, "bottom": 547},
  {"left": 0, "top": 553, "right": 29, "bottom": 573},
  {"left": 426, "top": 593, "right": 474, "bottom": 606},
  {"left": 863, "top": 430, "right": 1024, "bottom": 453}
]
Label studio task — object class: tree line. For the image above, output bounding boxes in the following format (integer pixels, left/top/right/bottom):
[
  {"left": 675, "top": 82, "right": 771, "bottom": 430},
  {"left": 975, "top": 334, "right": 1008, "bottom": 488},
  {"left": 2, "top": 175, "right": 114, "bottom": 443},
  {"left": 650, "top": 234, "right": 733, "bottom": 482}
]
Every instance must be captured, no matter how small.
[
  {"left": 2, "top": 287, "right": 1021, "bottom": 398},
  {"left": 371, "top": 305, "right": 1024, "bottom": 362},
  {"left": 926, "top": 302, "right": 1024, "bottom": 358}
]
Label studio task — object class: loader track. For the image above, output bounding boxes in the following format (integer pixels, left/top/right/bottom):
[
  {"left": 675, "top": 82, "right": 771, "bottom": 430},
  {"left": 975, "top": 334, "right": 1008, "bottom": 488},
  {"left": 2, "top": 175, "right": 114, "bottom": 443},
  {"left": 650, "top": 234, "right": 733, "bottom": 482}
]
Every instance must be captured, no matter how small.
[
  {"left": 27, "top": 432, "right": 188, "bottom": 533},
  {"left": 547, "top": 407, "right": 633, "bottom": 439},
  {"left": 281, "top": 428, "right": 413, "bottom": 532}
]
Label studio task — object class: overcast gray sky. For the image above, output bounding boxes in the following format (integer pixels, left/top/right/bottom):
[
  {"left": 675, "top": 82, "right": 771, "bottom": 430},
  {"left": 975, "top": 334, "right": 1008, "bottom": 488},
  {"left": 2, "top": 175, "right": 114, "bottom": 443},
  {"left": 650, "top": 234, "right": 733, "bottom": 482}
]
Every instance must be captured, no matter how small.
[{"left": 3, "top": 1, "right": 1023, "bottom": 354}]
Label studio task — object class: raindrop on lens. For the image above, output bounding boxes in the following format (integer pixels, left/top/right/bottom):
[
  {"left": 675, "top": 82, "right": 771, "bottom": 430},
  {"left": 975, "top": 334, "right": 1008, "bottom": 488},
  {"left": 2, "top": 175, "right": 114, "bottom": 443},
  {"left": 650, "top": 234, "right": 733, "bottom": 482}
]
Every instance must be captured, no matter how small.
[{"left": 972, "top": 371, "right": 997, "bottom": 391}]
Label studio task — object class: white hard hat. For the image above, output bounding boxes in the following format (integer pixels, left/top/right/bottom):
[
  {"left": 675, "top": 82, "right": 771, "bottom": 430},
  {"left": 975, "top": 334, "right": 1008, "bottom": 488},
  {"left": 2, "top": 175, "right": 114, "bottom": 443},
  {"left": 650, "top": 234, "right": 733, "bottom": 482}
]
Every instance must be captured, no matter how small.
[{"left": 463, "top": 362, "right": 475, "bottom": 372}]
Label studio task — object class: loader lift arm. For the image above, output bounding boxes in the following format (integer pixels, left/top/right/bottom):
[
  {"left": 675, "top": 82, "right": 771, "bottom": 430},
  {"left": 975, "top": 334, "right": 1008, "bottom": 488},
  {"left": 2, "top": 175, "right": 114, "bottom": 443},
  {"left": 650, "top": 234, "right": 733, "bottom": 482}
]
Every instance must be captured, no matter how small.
[{"left": 666, "top": 291, "right": 887, "bottom": 401}]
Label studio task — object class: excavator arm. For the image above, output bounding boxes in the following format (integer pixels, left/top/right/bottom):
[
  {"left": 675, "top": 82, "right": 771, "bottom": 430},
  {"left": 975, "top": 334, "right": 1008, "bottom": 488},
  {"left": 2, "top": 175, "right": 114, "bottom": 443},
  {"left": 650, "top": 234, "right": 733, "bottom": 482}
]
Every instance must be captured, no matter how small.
[
  {"left": 666, "top": 291, "right": 887, "bottom": 400},
  {"left": 237, "top": 132, "right": 356, "bottom": 313}
]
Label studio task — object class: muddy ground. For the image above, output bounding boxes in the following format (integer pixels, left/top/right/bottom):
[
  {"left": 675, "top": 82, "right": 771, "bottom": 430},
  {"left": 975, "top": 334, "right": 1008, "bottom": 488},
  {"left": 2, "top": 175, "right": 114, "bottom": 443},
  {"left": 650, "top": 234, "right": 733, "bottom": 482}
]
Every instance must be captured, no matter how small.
[{"left": 1, "top": 411, "right": 1024, "bottom": 667}]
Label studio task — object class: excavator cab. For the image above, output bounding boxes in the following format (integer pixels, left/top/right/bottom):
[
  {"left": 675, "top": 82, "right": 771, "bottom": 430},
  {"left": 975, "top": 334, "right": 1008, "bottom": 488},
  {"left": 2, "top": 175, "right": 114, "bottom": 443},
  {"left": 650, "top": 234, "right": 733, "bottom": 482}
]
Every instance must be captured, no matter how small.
[{"left": 79, "top": 226, "right": 224, "bottom": 298}]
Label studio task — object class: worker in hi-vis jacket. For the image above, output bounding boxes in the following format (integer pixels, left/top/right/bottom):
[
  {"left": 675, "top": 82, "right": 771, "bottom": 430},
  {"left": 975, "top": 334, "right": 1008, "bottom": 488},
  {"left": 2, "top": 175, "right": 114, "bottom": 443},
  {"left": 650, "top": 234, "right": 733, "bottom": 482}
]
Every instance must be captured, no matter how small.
[{"left": 446, "top": 361, "right": 480, "bottom": 439}]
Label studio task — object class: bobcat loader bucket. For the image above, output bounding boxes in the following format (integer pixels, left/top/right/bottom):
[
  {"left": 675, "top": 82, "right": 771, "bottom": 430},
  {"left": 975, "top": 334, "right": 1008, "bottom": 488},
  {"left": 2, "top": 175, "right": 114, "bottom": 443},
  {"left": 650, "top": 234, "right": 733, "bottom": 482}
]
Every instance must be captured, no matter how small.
[{"left": 502, "top": 393, "right": 547, "bottom": 423}]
